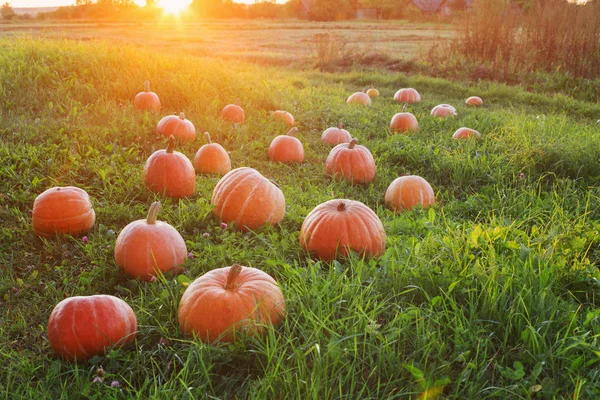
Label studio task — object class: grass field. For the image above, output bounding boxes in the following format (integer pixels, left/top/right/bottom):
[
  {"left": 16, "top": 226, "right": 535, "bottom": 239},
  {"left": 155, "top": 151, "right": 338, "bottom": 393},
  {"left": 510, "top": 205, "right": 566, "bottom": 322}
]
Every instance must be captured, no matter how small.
[{"left": 0, "top": 23, "right": 600, "bottom": 399}]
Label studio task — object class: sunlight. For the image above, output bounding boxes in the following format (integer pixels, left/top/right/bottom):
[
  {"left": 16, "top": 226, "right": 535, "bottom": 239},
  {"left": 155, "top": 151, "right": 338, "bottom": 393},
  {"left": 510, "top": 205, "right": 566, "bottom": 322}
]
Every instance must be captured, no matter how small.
[{"left": 158, "top": 0, "right": 192, "bottom": 15}]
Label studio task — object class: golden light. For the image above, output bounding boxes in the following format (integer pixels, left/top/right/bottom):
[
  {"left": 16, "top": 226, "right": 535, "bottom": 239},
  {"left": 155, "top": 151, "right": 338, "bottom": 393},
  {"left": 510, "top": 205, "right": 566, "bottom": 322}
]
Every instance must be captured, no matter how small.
[{"left": 158, "top": 0, "right": 192, "bottom": 15}]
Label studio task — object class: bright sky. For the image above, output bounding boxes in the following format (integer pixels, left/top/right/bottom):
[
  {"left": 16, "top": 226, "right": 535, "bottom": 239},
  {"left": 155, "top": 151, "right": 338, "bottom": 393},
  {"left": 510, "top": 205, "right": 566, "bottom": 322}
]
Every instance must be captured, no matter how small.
[{"left": 9, "top": 0, "right": 284, "bottom": 7}]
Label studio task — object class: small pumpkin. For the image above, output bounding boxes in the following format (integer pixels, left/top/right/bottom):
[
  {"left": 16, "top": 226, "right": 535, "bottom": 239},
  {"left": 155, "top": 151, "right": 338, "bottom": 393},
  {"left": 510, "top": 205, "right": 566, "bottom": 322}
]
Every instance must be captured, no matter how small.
[
  {"left": 393, "top": 88, "right": 421, "bottom": 104},
  {"left": 431, "top": 104, "right": 457, "bottom": 118},
  {"left": 211, "top": 167, "right": 285, "bottom": 231},
  {"left": 268, "top": 127, "right": 304, "bottom": 164},
  {"left": 222, "top": 100, "right": 245, "bottom": 124},
  {"left": 299, "top": 199, "right": 386, "bottom": 261},
  {"left": 114, "top": 202, "right": 187, "bottom": 281},
  {"left": 321, "top": 123, "right": 352, "bottom": 145},
  {"left": 325, "top": 138, "right": 376, "bottom": 184},
  {"left": 346, "top": 92, "right": 371, "bottom": 106},
  {"left": 144, "top": 136, "right": 196, "bottom": 198},
  {"left": 273, "top": 110, "right": 295, "bottom": 127},
  {"left": 32, "top": 186, "right": 95, "bottom": 237},
  {"left": 156, "top": 112, "right": 196, "bottom": 143},
  {"left": 390, "top": 105, "right": 419, "bottom": 134},
  {"left": 466, "top": 96, "right": 483, "bottom": 106},
  {"left": 134, "top": 80, "right": 161, "bottom": 112},
  {"left": 385, "top": 175, "right": 435, "bottom": 212},
  {"left": 452, "top": 127, "right": 481, "bottom": 140},
  {"left": 193, "top": 132, "right": 232, "bottom": 175},
  {"left": 48, "top": 295, "right": 137, "bottom": 360},
  {"left": 366, "top": 87, "right": 380, "bottom": 98},
  {"left": 178, "top": 264, "right": 285, "bottom": 343}
]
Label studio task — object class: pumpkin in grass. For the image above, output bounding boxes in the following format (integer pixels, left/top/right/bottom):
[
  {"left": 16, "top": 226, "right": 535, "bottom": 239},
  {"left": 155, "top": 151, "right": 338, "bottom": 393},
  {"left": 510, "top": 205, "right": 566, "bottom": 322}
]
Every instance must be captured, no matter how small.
[
  {"left": 144, "top": 136, "right": 196, "bottom": 198},
  {"left": 273, "top": 110, "right": 295, "bottom": 127},
  {"left": 466, "top": 96, "right": 483, "bottom": 106},
  {"left": 178, "top": 264, "right": 285, "bottom": 343},
  {"left": 385, "top": 175, "right": 435, "bottom": 212},
  {"left": 211, "top": 167, "right": 285, "bottom": 231},
  {"left": 431, "top": 104, "right": 457, "bottom": 118},
  {"left": 268, "top": 127, "right": 304, "bottom": 164},
  {"left": 299, "top": 199, "right": 386, "bottom": 261},
  {"left": 366, "top": 88, "right": 380, "bottom": 98},
  {"left": 156, "top": 113, "right": 196, "bottom": 143},
  {"left": 321, "top": 123, "right": 352, "bottom": 145},
  {"left": 48, "top": 295, "right": 137, "bottom": 361},
  {"left": 393, "top": 88, "right": 421, "bottom": 104},
  {"left": 222, "top": 100, "right": 245, "bottom": 124},
  {"left": 390, "top": 105, "right": 419, "bottom": 134},
  {"left": 325, "top": 138, "right": 376, "bottom": 184},
  {"left": 346, "top": 92, "right": 371, "bottom": 106},
  {"left": 114, "top": 202, "right": 186, "bottom": 281},
  {"left": 452, "top": 127, "right": 481, "bottom": 140},
  {"left": 32, "top": 186, "right": 95, "bottom": 237},
  {"left": 134, "top": 80, "right": 161, "bottom": 112},
  {"left": 193, "top": 132, "right": 231, "bottom": 175}
]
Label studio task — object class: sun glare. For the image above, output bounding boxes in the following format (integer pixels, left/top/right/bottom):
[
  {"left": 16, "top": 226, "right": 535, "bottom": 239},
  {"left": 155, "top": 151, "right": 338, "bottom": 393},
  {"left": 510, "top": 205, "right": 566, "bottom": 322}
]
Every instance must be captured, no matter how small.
[{"left": 158, "top": 0, "right": 192, "bottom": 15}]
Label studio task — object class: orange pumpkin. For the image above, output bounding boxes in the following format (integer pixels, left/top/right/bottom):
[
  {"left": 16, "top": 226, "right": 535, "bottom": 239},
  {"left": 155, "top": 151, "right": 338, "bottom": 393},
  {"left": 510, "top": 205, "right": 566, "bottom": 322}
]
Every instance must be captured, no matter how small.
[
  {"left": 346, "top": 92, "right": 371, "bottom": 106},
  {"left": 321, "top": 123, "right": 352, "bottom": 145},
  {"left": 32, "top": 186, "right": 95, "bottom": 237},
  {"left": 193, "top": 132, "right": 232, "bottom": 175},
  {"left": 431, "top": 104, "right": 457, "bottom": 118},
  {"left": 48, "top": 295, "right": 137, "bottom": 360},
  {"left": 222, "top": 100, "right": 245, "bottom": 124},
  {"left": 144, "top": 136, "right": 196, "bottom": 198},
  {"left": 211, "top": 167, "right": 285, "bottom": 231},
  {"left": 273, "top": 110, "right": 295, "bottom": 127},
  {"left": 466, "top": 96, "right": 483, "bottom": 106},
  {"left": 452, "top": 127, "right": 481, "bottom": 140},
  {"left": 390, "top": 105, "right": 419, "bottom": 134},
  {"left": 325, "top": 138, "right": 376, "bottom": 184},
  {"left": 385, "top": 175, "right": 435, "bottom": 212},
  {"left": 299, "top": 199, "right": 386, "bottom": 261},
  {"left": 114, "top": 202, "right": 187, "bottom": 281},
  {"left": 156, "top": 113, "right": 196, "bottom": 143},
  {"left": 178, "top": 264, "right": 285, "bottom": 343},
  {"left": 134, "top": 80, "right": 161, "bottom": 112},
  {"left": 394, "top": 88, "right": 421, "bottom": 104},
  {"left": 366, "top": 88, "right": 380, "bottom": 98},
  {"left": 268, "top": 127, "right": 304, "bottom": 164}
]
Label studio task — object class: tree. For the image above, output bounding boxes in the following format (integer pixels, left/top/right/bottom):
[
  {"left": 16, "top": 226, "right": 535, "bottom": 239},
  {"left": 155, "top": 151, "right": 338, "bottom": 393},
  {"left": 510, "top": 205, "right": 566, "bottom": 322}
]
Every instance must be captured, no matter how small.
[
  {"left": 311, "top": 0, "right": 354, "bottom": 20},
  {"left": 451, "top": 0, "right": 467, "bottom": 11},
  {"left": 1, "top": 2, "right": 15, "bottom": 20}
]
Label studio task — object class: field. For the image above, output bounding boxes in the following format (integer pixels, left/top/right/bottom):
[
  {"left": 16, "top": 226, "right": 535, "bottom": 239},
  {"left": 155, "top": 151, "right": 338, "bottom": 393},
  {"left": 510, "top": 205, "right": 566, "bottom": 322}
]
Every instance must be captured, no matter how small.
[{"left": 1, "top": 20, "right": 600, "bottom": 399}]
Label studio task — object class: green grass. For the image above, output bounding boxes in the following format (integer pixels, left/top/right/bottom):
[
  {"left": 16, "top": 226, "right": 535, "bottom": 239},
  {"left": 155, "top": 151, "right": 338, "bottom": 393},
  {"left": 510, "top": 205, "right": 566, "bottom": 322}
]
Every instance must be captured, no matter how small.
[{"left": 1, "top": 37, "right": 599, "bottom": 399}]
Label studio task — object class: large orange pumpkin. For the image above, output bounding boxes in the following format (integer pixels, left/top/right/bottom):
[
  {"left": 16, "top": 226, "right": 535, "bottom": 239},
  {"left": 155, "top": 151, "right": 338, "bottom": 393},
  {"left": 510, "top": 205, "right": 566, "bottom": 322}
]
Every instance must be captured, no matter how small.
[
  {"left": 268, "top": 127, "right": 304, "bottom": 164},
  {"left": 393, "top": 88, "right": 421, "bottom": 103},
  {"left": 134, "top": 80, "right": 161, "bottom": 112},
  {"left": 385, "top": 175, "right": 435, "bottom": 212},
  {"left": 144, "top": 137, "right": 196, "bottom": 198},
  {"left": 178, "top": 264, "right": 285, "bottom": 343},
  {"left": 431, "top": 104, "right": 457, "bottom": 118},
  {"left": 346, "top": 92, "right": 371, "bottom": 106},
  {"left": 156, "top": 113, "right": 196, "bottom": 143},
  {"left": 211, "top": 167, "right": 285, "bottom": 231},
  {"left": 465, "top": 96, "right": 483, "bottom": 106},
  {"left": 32, "top": 186, "right": 95, "bottom": 237},
  {"left": 325, "top": 138, "right": 376, "bottom": 184},
  {"left": 452, "top": 127, "right": 481, "bottom": 140},
  {"left": 114, "top": 202, "right": 187, "bottom": 281},
  {"left": 222, "top": 100, "right": 245, "bottom": 124},
  {"left": 321, "top": 123, "right": 352, "bottom": 145},
  {"left": 390, "top": 105, "right": 419, "bottom": 134},
  {"left": 299, "top": 199, "right": 386, "bottom": 261},
  {"left": 193, "top": 132, "right": 232, "bottom": 175},
  {"left": 48, "top": 295, "right": 137, "bottom": 360},
  {"left": 273, "top": 110, "right": 295, "bottom": 127}
]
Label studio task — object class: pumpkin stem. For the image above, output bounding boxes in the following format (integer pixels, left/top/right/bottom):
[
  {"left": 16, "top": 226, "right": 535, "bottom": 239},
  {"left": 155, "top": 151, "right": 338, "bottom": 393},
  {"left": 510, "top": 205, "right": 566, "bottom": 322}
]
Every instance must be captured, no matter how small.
[
  {"left": 338, "top": 123, "right": 343, "bottom": 129},
  {"left": 179, "top": 112, "right": 185, "bottom": 120},
  {"left": 225, "top": 264, "right": 243, "bottom": 290},
  {"left": 146, "top": 202, "right": 161, "bottom": 224},
  {"left": 348, "top": 138, "right": 358, "bottom": 149},
  {"left": 337, "top": 201, "right": 346, "bottom": 212},
  {"left": 166, "top": 136, "right": 175, "bottom": 153},
  {"left": 204, "top": 132, "right": 212, "bottom": 144},
  {"left": 287, "top": 127, "right": 298, "bottom": 137},
  {"left": 144, "top": 80, "right": 150, "bottom": 93},
  {"left": 402, "top": 104, "right": 407, "bottom": 113}
]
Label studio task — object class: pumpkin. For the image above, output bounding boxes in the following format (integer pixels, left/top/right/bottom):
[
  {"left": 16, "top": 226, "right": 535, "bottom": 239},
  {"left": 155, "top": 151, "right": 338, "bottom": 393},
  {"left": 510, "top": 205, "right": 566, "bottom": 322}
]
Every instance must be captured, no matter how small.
[
  {"left": 390, "top": 105, "right": 419, "bottom": 134},
  {"left": 393, "top": 88, "right": 421, "bottom": 104},
  {"left": 178, "top": 264, "right": 285, "bottom": 343},
  {"left": 32, "top": 186, "right": 95, "bottom": 237},
  {"left": 366, "top": 88, "right": 380, "bottom": 98},
  {"left": 325, "top": 138, "right": 376, "bottom": 184},
  {"left": 321, "top": 123, "right": 352, "bottom": 145},
  {"left": 222, "top": 100, "right": 245, "bottom": 124},
  {"left": 273, "top": 110, "right": 295, "bottom": 127},
  {"left": 48, "top": 295, "right": 137, "bottom": 360},
  {"left": 144, "top": 136, "right": 196, "bottom": 198},
  {"left": 156, "top": 112, "right": 196, "bottom": 143},
  {"left": 268, "top": 127, "right": 304, "bottom": 164},
  {"left": 114, "top": 202, "right": 187, "bottom": 281},
  {"left": 299, "top": 199, "right": 386, "bottom": 261},
  {"left": 211, "top": 167, "right": 285, "bottom": 231},
  {"left": 466, "top": 96, "right": 483, "bottom": 106},
  {"left": 134, "top": 80, "right": 161, "bottom": 112},
  {"left": 346, "top": 92, "right": 371, "bottom": 106},
  {"left": 385, "top": 175, "right": 435, "bottom": 212},
  {"left": 193, "top": 132, "right": 232, "bottom": 175},
  {"left": 431, "top": 104, "right": 457, "bottom": 118},
  {"left": 452, "top": 127, "right": 481, "bottom": 140}
]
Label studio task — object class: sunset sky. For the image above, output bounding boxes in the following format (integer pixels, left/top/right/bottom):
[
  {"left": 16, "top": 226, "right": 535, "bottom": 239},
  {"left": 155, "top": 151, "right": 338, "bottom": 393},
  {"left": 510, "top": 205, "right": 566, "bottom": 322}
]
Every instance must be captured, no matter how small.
[{"left": 9, "top": 0, "right": 285, "bottom": 7}]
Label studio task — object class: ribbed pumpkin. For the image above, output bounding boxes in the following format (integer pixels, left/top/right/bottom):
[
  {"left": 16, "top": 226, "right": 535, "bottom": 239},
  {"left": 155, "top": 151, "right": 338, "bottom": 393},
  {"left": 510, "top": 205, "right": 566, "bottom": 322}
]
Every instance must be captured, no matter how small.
[
  {"left": 366, "top": 88, "right": 380, "bottom": 98},
  {"left": 299, "top": 199, "right": 386, "bottom": 261},
  {"left": 114, "top": 202, "right": 187, "bottom": 281},
  {"left": 273, "top": 110, "right": 295, "bottom": 127},
  {"left": 32, "top": 186, "right": 95, "bottom": 237},
  {"left": 211, "top": 167, "right": 285, "bottom": 231},
  {"left": 222, "top": 100, "right": 245, "bottom": 124},
  {"left": 178, "top": 264, "right": 285, "bottom": 343},
  {"left": 325, "top": 138, "right": 376, "bottom": 184},
  {"left": 48, "top": 295, "right": 137, "bottom": 361},
  {"left": 393, "top": 88, "right": 421, "bottom": 103},
  {"left": 431, "top": 104, "right": 457, "bottom": 118},
  {"left": 385, "top": 175, "right": 436, "bottom": 212},
  {"left": 390, "top": 105, "right": 419, "bottom": 134},
  {"left": 156, "top": 113, "right": 196, "bottom": 143},
  {"left": 193, "top": 132, "right": 232, "bottom": 175},
  {"left": 134, "top": 80, "right": 161, "bottom": 112},
  {"left": 466, "top": 96, "right": 483, "bottom": 106},
  {"left": 346, "top": 92, "right": 371, "bottom": 106},
  {"left": 268, "top": 127, "right": 304, "bottom": 164},
  {"left": 452, "top": 127, "right": 481, "bottom": 140},
  {"left": 321, "top": 123, "right": 352, "bottom": 145},
  {"left": 144, "top": 137, "right": 196, "bottom": 198}
]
